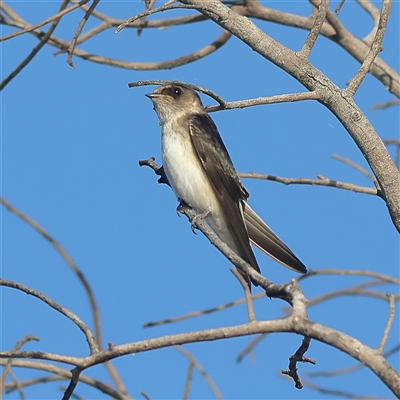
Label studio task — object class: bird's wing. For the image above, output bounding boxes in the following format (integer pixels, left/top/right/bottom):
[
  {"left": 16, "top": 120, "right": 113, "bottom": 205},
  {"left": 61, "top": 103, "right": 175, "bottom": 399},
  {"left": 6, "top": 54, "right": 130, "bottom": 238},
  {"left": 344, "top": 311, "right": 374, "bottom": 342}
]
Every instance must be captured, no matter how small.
[
  {"left": 188, "top": 113, "right": 261, "bottom": 278},
  {"left": 244, "top": 204, "right": 307, "bottom": 273}
]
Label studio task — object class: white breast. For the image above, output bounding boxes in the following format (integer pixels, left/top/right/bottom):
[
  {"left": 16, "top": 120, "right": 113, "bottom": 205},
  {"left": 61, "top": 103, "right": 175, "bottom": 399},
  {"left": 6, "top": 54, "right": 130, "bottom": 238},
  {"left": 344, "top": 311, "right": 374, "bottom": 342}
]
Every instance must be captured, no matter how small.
[{"left": 162, "top": 123, "right": 218, "bottom": 215}]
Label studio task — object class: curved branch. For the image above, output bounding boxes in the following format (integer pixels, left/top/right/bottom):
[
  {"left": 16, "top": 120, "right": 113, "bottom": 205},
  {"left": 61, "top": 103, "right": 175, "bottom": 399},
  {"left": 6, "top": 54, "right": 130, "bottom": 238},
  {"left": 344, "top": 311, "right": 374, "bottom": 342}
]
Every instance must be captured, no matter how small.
[
  {"left": 0, "top": 0, "right": 90, "bottom": 42},
  {"left": 245, "top": 2, "right": 400, "bottom": 98},
  {"left": 1, "top": 196, "right": 103, "bottom": 351},
  {"left": 0, "top": 278, "right": 99, "bottom": 354},
  {"left": 0, "top": 360, "right": 126, "bottom": 399},
  {"left": 0, "top": 0, "right": 68, "bottom": 90},
  {"left": 184, "top": 0, "right": 400, "bottom": 231}
]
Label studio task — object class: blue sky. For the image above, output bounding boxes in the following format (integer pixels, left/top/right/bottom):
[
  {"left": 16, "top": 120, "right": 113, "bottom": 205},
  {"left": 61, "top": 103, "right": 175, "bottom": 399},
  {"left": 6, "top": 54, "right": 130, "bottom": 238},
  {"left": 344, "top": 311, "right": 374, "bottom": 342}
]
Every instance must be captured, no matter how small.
[{"left": 1, "top": 1, "right": 399, "bottom": 399}]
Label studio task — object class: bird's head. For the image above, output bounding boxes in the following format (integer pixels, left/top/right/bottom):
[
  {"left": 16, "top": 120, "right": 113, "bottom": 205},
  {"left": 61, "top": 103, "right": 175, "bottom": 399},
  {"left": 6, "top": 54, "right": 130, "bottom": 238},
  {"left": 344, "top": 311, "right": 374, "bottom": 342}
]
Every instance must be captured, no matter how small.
[{"left": 146, "top": 83, "right": 204, "bottom": 123}]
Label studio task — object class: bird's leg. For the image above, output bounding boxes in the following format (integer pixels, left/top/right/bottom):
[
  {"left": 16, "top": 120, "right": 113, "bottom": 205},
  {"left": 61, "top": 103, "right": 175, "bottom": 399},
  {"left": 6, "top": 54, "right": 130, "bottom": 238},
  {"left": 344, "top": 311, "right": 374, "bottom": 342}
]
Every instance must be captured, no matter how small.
[
  {"left": 176, "top": 199, "right": 190, "bottom": 217},
  {"left": 176, "top": 201, "right": 210, "bottom": 234},
  {"left": 189, "top": 210, "right": 211, "bottom": 234}
]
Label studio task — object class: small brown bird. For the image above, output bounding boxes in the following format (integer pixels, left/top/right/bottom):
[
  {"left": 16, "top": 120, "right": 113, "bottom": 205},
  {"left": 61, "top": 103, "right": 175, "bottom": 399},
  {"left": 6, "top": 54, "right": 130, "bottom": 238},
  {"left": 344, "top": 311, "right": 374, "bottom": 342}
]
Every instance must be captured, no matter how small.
[{"left": 146, "top": 83, "right": 307, "bottom": 287}]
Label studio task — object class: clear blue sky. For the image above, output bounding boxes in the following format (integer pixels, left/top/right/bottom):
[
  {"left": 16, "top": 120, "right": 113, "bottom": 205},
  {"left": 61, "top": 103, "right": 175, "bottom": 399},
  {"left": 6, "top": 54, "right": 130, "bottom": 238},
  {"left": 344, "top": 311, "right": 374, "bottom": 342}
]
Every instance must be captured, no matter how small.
[{"left": 2, "top": 2, "right": 399, "bottom": 399}]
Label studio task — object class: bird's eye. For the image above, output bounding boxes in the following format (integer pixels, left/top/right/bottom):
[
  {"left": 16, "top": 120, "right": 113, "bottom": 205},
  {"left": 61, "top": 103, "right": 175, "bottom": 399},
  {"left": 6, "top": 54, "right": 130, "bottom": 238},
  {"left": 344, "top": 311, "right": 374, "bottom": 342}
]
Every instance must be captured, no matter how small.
[{"left": 173, "top": 88, "right": 182, "bottom": 96}]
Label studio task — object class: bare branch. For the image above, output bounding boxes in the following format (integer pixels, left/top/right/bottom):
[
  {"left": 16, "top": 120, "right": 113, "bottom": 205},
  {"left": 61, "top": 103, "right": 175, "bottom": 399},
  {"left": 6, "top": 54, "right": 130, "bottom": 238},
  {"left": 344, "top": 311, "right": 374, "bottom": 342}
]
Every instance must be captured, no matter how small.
[
  {"left": 131, "top": 81, "right": 321, "bottom": 110},
  {"left": 345, "top": 0, "right": 392, "bottom": 96},
  {"left": 1, "top": 278, "right": 99, "bottom": 354},
  {"left": 115, "top": 3, "right": 202, "bottom": 33},
  {"left": 1, "top": 334, "right": 39, "bottom": 397},
  {"left": 299, "top": 0, "right": 329, "bottom": 58},
  {"left": 239, "top": 171, "right": 378, "bottom": 196},
  {"left": 62, "top": 367, "right": 81, "bottom": 400},
  {"left": 0, "top": 197, "right": 103, "bottom": 350},
  {"left": 130, "top": 79, "right": 226, "bottom": 106},
  {"left": 332, "top": 154, "right": 376, "bottom": 181},
  {"left": 0, "top": 0, "right": 90, "bottom": 42},
  {"left": 356, "top": 0, "right": 381, "bottom": 45},
  {"left": 0, "top": 360, "right": 126, "bottom": 399},
  {"left": 302, "top": 378, "right": 390, "bottom": 399},
  {"left": 231, "top": 268, "right": 256, "bottom": 322},
  {"left": 138, "top": 157, "right": 307, "bottom": 304},
  {"left": 67, "top": 0, "right": 100, "bottom": 67},
  {"left": 206, "top": 91, "right": 322, "bottom": 112},
  {"left": 377, "top": 293, "right": 396, "bottom": 354},
  {"left": 175, "top": 346, "right": 223, "bottom": 400},
  {"left": 236, "top": 333, "right": 266, "bottom": 363},
  {"left": 371, "top": 99, "right": 400, "bottom": 110},
  {"left": 0, "top": 0, "right": 68, "bottom": 90},
  {"left": 144, "top": 292, "right": 265, "bottom": 328},
  {"left": 335, "top": 0, "right": 346, "bottom": 15},
  {"left": 182, "top": 361, "right": 194, "bottom": 400},
  {"left": 281, "top": 336, "right": 316, "bottom": 389},
  {"left": 307, "top": 344, "right": 400, "bottom": 377},
  {"left": 298, "top": 268, "right": 400, "bottom": 285},
  {"left": 0, "top": 197, "right": 128, "bottom": 396}
]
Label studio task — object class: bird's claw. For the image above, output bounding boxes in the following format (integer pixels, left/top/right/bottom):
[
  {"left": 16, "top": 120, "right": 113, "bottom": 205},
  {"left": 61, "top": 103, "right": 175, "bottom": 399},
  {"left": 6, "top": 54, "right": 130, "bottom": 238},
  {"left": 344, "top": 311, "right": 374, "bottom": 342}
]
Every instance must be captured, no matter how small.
[
  {"left": 176, "top": 199, "right": 189, "bottom": 217},
  {"left": 190, "top": 210, "right": 210, "bottom": 234}
]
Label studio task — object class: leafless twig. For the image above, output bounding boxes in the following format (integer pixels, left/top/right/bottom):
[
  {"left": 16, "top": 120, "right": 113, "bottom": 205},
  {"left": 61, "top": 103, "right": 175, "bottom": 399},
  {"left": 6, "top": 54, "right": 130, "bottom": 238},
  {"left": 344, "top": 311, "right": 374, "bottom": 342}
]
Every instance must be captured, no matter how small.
[
  {"left": 175, "top": 346, "right": 223, "bottom": 400},
  {"left": 0, "top": 278, "right": 99, "bottom": 354},
  {"left": 345, "top": 0, "right": 392, "bottom": 96},
  {"left": 377, "top": 293, "right": 396, "bottom": 354},
  {"left": 231, "top": 268, "right": 256, "bottom": 322}
]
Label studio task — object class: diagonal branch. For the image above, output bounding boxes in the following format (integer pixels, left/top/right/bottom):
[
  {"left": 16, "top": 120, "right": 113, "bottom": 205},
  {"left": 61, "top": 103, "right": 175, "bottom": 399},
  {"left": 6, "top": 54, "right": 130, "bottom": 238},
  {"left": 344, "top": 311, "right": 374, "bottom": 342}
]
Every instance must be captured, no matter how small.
[
  {"left": 345, "top": 0, "right": 392, "bottom": 96},
  {"left": 299, "top": 0, "right": 329, "bottom": 58}
]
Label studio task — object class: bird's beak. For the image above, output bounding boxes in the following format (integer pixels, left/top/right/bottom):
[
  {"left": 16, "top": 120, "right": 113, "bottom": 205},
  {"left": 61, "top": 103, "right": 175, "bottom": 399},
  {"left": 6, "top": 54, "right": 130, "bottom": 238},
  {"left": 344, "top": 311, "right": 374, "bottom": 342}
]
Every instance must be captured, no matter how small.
[{"left": 146, "top": 91, "right": 165, "bottom": 99}]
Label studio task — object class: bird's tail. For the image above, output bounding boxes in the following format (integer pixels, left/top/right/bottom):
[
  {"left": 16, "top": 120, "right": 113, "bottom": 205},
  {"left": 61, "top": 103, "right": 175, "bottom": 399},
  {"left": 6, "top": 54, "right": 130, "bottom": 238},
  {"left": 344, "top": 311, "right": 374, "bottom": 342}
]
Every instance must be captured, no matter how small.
[{"left": 243, "top": 204, "right": 307, "bottom": 274}]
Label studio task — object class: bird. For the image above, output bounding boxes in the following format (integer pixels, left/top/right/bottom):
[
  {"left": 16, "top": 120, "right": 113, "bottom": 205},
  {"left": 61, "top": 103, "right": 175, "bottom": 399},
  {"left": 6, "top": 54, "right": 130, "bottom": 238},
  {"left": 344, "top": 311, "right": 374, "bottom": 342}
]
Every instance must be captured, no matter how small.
[{"left": 146, "top": 83, "right": 307, "bottom": 287}]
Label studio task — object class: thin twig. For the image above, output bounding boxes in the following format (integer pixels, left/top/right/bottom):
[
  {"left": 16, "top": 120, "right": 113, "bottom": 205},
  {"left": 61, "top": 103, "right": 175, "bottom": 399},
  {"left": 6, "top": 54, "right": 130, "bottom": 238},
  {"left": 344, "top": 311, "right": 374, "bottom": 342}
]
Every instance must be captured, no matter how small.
[
  {"left": 332, "top": 154, "right": 376, "bottom": 181},
  {"left": 0, "top": 278, "right": 99, "bottom": 354},
  {"left": 206, "top": 91, "right": 322, "bottom": 112},
  {"left": 143, "top": 292, "right": 265, "bottom": 327},
  {"left": 6, "top": 369, "right": 25, "bottom": 400},
  {"left": 236, "top": 333, "right": 267, "bottom": 363},
  {"left": 0, "top": 360, "right": 127, "bottom": 399},
  {"left": 239, "top": 171, "right": 377, "bottom": 196},
  {"left": 301, "top": 378, "right": 388, "bottom": 399},
  {"left": 307, "top": 344, "right": 400, "bottom": 377},
  {"left": 115, "top": 4, "right": 203, "bottom": 33},
  {"left": 371, "top": 99, "right": 400, "bottom": 110},
  {"left": 0, "top": 0, "right": 90, "bottom": 42},
  {"left": 175, "top": 346, "right": 223, "bottom": 400},
  {"left": 67, "top": 0, "right": 100, "bottom": 67},
  {"left": 0, "top": 197, "right": 129, "bottom": 397},
  {"left": 0, "top": 0, "right": 68, "bottom": 90},
  {"left": 130, "top": 80, "right": 227, "bottom": 106},
  {"left": 377, "top": 293, "right": 396, "bottom": 354},
  {"left": 335, "top": 0, "right": 346, "bottom": 15},
  {"left": 0, "top": 334, "right": 39, "bottom": 397},
  {"left": 299, "top": 0, "right": 329, "bottom": 58},
  {"left": 345, "top": 0, "right": 392, "bottom": 96},
  {"left": 231, "top": 268, "right": 256, "bottom": 322},
  {"left": 182, "top": 362, "right": 194, "bottom": 400},
  {"left": 356, "top": 0, "right": 381, "bottom": 45},
  {"left": 297, "top": 268, "right": 400, "bottom": 285},
  {"left": 0, "top": 197, "right": 103, "bottom": 350}
]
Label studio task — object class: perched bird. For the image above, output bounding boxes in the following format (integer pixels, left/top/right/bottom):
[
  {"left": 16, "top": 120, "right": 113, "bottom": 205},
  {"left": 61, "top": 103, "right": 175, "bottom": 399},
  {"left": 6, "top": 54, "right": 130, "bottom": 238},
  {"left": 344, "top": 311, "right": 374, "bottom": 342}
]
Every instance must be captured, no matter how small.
[{"left": 146, "top": 83, "right": 307, "bottom": 287}]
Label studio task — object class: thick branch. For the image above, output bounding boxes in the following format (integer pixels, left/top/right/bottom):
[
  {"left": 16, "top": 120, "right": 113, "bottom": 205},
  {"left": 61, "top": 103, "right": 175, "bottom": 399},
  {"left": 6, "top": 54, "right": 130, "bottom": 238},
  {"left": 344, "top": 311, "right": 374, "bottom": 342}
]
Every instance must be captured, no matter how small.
[{"left": 182, "top": 0, "right": 400, "bottom": 231}]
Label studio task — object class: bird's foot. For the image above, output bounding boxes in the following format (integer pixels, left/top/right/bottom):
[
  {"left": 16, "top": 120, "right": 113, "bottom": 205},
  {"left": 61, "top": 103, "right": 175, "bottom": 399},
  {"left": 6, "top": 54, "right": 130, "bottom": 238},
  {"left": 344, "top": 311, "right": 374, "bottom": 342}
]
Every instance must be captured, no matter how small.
[
  {"left": 190, "top": 210, "right": 210, "bottom": 234},
  {"left": 176, "top": 199, "right": 190, "bottom": 217}
]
